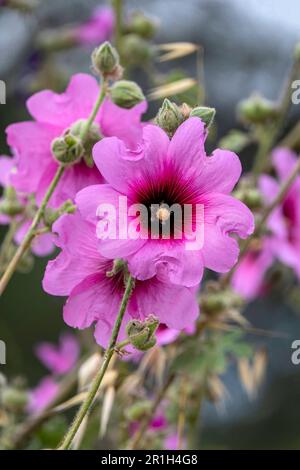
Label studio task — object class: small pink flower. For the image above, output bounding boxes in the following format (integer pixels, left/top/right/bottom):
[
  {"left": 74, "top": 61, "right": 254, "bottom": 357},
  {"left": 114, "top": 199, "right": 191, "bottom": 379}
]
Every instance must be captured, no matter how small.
[
  {"left": 77, "top": 118, "right": 254, "bottom": 288},
  {"left": 27, "top": 376, "right": 59, "bottom": 415},
  {"left": 35, "top": 333, "right": 79, "bottom": 375},
  {"left": 75, "top": 6, "right": 115, "bottom": 46},
  {"left": 0, "top": 156, "right": 54, "bottom": 256},
  {"left": 231, "top": 239, "right": 274, "bottom": 300},
  {"left": 6, "top": 74, "right": 147, "bottom": 209},
  {"left": 43, "top": 211, "right": 199, "bottom": 347}
]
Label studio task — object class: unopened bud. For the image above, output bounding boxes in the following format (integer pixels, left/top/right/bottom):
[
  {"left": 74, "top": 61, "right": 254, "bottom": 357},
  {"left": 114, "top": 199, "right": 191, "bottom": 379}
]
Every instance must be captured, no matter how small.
[
  {"left": 130, "top": 12, "right": 158, "bottom": 39},
  {"left": 239, "top": 94, "right": 278, "bottom": 124},
  {"left": 2, "top": 387, "right": 28, "bottom": 413},
  {"left": 92, "top": 41, "right": 120, "bottom": 76},
  {"left": 126, "top": 315, "right": 159, "bottom": 351},
  {"left": 190, "top": 106, "right": 216, "bottom": 128},
  {"left": 51, "top": 133, "right": 84, "bottom": 165},
  {"left": 0, "top": 187, "right": 24, "bottom": 217},
  {"left": 156, "top": 99, "right": 184, "bottom": 137},
  {"left": 234, "top": 187, "right": 263, "bottom": 210},
  {"left": 121, "top": 34, "right": 152, "bottom": 66},
  {"left": 70, "top": 120, "right": 101, "bottom": 167},
  {"left": 110, "top": 80, "right": 145, "bottom": 109}
]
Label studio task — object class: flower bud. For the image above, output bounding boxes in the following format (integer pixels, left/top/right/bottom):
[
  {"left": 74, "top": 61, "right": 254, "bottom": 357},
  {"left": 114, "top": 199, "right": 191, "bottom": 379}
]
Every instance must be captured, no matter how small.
[
  {"left": 51, "top": 133, "right": 84, "bottom": 165},
  {"left": 126, "top": 315, "right": 159, "bottom": 351},
  {"left": 92, "top": 41, "right": 120, "bottom": 76},
  {"left": 70, "top": 120, "right": 101, "bottom": 167},
  {"left": 238, "top": 94, "right": 278, "bottom": 124},
  {"left": 234, "top": 187, "right": 263, "bottom": 210},
  {"left": 125, "top": 400, "right": 152, "bottom": 421},
  {"left": 120, "top": 34, "right": 152, "bottom": 67},
  {"left": 156, "top": 99, "right": 184, "bottom": 137},
  {"left": 2, "top": 387, "right": 28, "bottom": 413},
  {"left": 0, "top": 186, "right": 24, "bottom": 217},
  {"left": 130, "top": 12, "right": 158, "bottom": 39},
  {"left": 110, "top": 80, "right": 145, "bottom": 109},
  {"left": 190, "top": 106, "right": 216, "bottom": 128}
]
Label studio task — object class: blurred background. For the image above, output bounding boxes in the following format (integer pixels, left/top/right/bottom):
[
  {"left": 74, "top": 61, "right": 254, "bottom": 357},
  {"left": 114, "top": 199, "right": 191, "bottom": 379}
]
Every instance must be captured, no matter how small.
[{"left": 1, "top": 0, "right": 300, "bottom": 449}]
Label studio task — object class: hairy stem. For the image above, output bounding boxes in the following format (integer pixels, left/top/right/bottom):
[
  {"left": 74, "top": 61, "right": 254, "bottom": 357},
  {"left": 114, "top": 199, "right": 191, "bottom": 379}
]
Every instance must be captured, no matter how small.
[{"left": 58, "top": 274, "right": 135, "bottom": 450}]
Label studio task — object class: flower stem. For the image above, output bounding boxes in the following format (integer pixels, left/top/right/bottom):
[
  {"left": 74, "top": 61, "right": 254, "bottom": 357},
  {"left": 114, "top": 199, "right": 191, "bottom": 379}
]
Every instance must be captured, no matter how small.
[
  {"left": 0, "top": 165, "right": 65, "bottom": 296},
  {"left": 112, "top": 0, "right": 122, "bottom": 52},
  {"left": 58, "top": 274, "right": 135, "bottom": 450},
  {"left": 80, "top": 77, "right": 107, "bottom": 142}
]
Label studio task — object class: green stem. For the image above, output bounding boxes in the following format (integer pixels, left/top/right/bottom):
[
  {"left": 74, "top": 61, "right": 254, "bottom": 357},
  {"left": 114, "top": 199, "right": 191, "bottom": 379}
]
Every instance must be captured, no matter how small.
[
  {"left": 80, "top": 77, "right": 107, "bottom": 142},
  {"left": 0, "top": 165, "right": 65, "bottom": 296},
  {"left": 112, "top": 0, "right": 122, "bottom": 51},
  {"left": 58, "top": 274, "right": 135, "bottom": 450}
]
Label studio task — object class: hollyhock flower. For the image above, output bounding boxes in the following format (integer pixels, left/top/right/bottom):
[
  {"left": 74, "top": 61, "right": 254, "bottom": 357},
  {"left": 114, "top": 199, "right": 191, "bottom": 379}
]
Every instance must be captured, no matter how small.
[
  {"left": 6, "top": 73, "right": 147, "bottom": 209},
  {"left": 75, "top": 6, "right": 115, "bottom": 46},
  {"left": 35, "top": 333, "right": 79, "bottom": 376},
  {"left": 27, "top": 376, "right": 59, "bottom": 415},
  {"left": 231, "top": 238, "right": 274, "bottom": 300},
  {"left": 0, "top": 156, "right": 53, "bottom": 256},
  {"left": 261, "top": 148, "right": 300, "bottom": 279},
  {"left": 42, "top": 211, "right": 199, "bottom": 347},
  {"left": 164, "top": 433, "right": 186, "bottom": 450},
  {"left": 76, "top": 117, "right": 254, "bottom": 288},
  {"left": 231, "top": 148, "right": 300, "bottom": 300}
]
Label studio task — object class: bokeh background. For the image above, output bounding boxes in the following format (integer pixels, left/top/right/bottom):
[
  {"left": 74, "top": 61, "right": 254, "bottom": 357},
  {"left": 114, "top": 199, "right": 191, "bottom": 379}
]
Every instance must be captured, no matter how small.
[{"left": 1, "top": 0, "right": 300, "bottom": 449}]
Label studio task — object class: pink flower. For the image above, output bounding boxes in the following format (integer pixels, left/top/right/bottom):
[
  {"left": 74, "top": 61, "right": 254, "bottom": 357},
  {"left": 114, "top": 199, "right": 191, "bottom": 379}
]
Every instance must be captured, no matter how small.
[
  {"left": 35, "top": 333, "right": 79, "bottom": 375},
  {"left": 231, "top": 239, "right": 274, "bottom": 300},
  {"left": 0, "top": 156, "right": 54, "bottom": 256},
  {"left": 6, "top": 74, "right": 147, "bottom": 209},
  {"left": 75, "top": 6, "right": 115, "bottom": 46},
  {"left": 27, "top": 376, "right": 59, "bottom": 415},
  {"left": 42, "top": 211, "right": 199, "bottom": 347},
  {"left": 164, "top": 433, "right": 186, "bottom": 450},
  {"left": 77, "top": 118, "right": 254, "bottom": 288},
  {"left": 261, "top": 148, "right": 300, "bottom": 280},
  {"left": 231, "top": 148, "right": 300, "bottom": 300}
]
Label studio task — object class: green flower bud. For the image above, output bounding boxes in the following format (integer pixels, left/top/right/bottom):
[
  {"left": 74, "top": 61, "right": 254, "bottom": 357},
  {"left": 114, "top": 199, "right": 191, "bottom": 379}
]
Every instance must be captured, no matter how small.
[
  {"left": 125, "top": 400, "right": 152, "bottom": 421},
  {"left": 2, "top": 387, "right": 28, "bottom": 413},
  {"left": 70, "top": 120, "right": 101, "bottom": 168},
  {"left": 190, "top": 106, "right": 216, "bottom": 128},
  {"left": 92, "top": 41, "right": 120, "bottom": 76},
  {"left": 0, "top": 187, "right": 24, "bottom": 217},
  {"left": 51, "top": 133, "right": 84, "bottom": 165},
  {"left": 156, "top": 99, "right": 184, "bottom": 137},
  {"left": 120, "top": 34, "right": 152, "bottom": 67},
  {"left": 238, "top": 94, "right": 278, "bottom": 124},
  {"left": 130, "top": 12, "right": 158, "bottom": 39},
  {"left": 126, "top": 315, "right": 159, "bottom": 351},
  {"left": 110, "top": 80, "right": 145, "bottom": 109},
  {"left": 234, "top": 187, "right": 263, "bottom": 210}
]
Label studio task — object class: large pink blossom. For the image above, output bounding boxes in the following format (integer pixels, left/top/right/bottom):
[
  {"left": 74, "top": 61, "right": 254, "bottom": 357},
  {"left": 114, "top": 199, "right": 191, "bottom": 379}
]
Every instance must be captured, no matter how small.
[
  {"left": 6, "top": 74, "right": 146, "bottom": 209},
  {"left": 232, "top": 148, "right": 300, "bottom": 300},
  {"left": 74, "top": 6, "right": 115, "bottom": 46},
  {"left": 35, "top": 333, "right": 79, "bottom": 376},
  {"left": 76, "top": 117, "right": 254, "bottom": 288},
  {"left": 0, "top": 156, "right": 54, "bottom": 256},
  {"left": 42, "top": 211, "right": 199, "bottom": 347}
]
